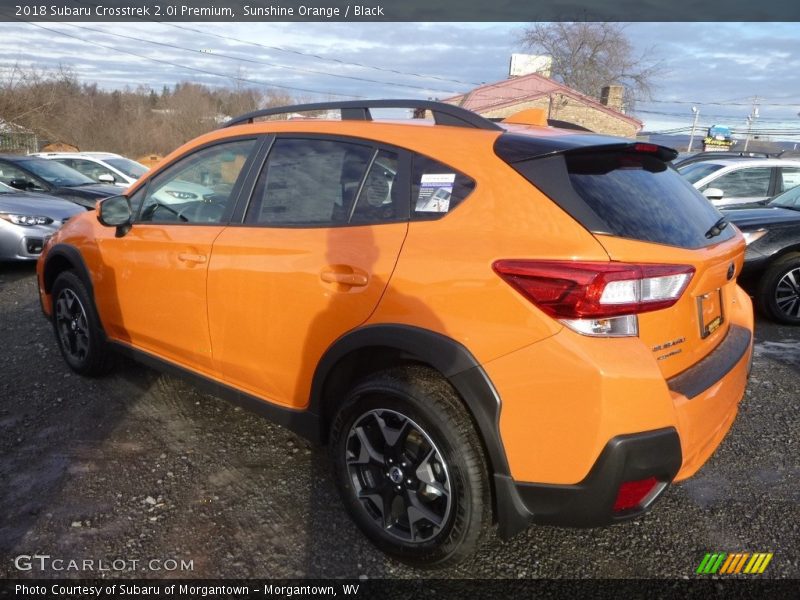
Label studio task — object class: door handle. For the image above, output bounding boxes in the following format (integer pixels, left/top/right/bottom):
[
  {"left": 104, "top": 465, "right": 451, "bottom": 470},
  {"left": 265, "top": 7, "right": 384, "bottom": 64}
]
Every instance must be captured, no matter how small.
[
  {"left": 320, "top": 270, "right": 369, "bottom": 287},
  {"left": 177, "top": 252, "right": 207, "bottom": 264}
]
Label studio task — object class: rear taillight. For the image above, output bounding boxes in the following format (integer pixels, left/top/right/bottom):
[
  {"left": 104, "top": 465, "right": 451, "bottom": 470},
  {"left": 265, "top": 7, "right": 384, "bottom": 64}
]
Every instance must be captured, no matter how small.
[{"left": 492, "top": 260, "right": 694, "bottom": 337}]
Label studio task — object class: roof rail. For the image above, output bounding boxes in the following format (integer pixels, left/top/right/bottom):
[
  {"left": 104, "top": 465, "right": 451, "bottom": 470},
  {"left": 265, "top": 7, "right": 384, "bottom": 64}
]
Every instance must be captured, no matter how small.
[{"left": 222, "top": 99, "right": 503, "bottom": 132}]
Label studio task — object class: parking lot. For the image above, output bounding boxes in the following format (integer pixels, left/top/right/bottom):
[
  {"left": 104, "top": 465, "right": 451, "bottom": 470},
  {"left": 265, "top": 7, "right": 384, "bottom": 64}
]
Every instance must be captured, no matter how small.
[{"left": 0, "top": 261, "right": 797, "bottom": 579}]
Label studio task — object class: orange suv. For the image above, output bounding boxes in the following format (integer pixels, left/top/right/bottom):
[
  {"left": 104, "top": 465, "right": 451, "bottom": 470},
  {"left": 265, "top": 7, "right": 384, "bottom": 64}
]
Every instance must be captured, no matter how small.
[{"left": 37, "top": 100, "right": 753, "bottom": 566}]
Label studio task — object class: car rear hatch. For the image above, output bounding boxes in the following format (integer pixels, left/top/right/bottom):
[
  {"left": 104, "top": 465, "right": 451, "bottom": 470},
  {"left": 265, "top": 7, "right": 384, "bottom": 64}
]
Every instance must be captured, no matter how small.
[{"left": 495, "top": 132, "right": 745, "bottom": 379}]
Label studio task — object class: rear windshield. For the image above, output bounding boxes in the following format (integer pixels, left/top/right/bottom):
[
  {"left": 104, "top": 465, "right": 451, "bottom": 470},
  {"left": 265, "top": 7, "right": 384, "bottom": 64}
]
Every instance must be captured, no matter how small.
[
  {"left": 565, "top": 151, "right": 735, "bottom": 248},
  {"left": 677, "top": 161, "right": 725, "bottom": 184}
]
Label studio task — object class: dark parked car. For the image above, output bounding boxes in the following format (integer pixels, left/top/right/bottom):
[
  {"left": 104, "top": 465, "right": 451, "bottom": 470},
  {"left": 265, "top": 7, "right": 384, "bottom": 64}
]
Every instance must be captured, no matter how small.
[
  {"left": 724, "top": 185, "right": 800, "bottom": 323},
  {"left": 0, "top": 155, "right": 120, "bottom": 209}
]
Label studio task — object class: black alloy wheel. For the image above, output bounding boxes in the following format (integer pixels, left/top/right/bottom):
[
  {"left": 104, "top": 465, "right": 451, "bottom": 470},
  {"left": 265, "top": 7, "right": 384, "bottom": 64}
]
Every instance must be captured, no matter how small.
[
  {"left": 330, "top": 367, "right": 491, "bottom": 567},
  {"left": 55, "top": 287, "right": 90, "bottom": 364},
  {"left": 774, "top": 265, "right": 800, "bottom": 320},
  {"left": 345, "top": 408, "right": 452, "bottom": 544},
  {"left": 51, "top": 271, "right": 113, "bottom": 375},
  {"left": 759, "top": 254, "right": 800, "bottom": 325}
]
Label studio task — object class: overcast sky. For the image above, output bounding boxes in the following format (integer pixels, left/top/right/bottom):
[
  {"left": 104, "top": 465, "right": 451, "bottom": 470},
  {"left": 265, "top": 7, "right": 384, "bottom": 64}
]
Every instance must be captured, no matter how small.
[{"left": 1, "top": 21, "right": 798, "bottom": 137}]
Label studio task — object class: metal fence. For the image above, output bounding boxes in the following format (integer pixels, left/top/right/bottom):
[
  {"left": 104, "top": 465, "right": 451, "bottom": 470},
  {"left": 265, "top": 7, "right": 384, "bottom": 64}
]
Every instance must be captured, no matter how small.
[{"left": 0, "top": 131, "right": 38, "bottom": 154}]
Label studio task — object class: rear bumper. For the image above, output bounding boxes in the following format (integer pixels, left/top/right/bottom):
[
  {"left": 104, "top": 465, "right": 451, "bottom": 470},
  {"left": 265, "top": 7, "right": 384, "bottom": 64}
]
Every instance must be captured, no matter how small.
[
  {"left": 668, "top": 324, "right": 752, "bottom": 481},
  {"left": 490, "top": 319, "right": 752, "bottom": 539},
  {"left": 495, "top": 428, "right": 681, "bottom": 535}
]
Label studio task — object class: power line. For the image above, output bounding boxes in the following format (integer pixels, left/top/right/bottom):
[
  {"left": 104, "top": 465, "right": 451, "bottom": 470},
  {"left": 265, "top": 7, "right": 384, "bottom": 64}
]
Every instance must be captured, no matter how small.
[
  {"left": 635, "top": 98, "right": 800, "bottom": 107},
  {"left": 56, "top": 22, "right": 462, "bottom": 96},
  {"left": 64, "top": 0, "right": 484, "bottom": 88},
  {"left": 20, "top": 20, "right": 363, "bottom": 99},
  {"left": 634, "top": 108, "right": 795, "bottom": 123},
  {"left": 161, "top": 22, "right": 484, "bottom": 88}
]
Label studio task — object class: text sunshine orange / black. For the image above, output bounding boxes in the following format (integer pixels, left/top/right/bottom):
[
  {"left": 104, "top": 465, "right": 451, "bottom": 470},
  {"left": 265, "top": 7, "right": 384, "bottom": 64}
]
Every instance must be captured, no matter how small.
[{"left": 36, "top": 100, "right": 754, "bottom": 566}]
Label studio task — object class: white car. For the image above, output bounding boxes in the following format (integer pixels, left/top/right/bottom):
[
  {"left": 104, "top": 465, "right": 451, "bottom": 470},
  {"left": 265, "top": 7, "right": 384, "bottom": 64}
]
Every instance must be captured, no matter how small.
[
  {"left": 678, "top": 157, "right": 800, "bottom": 207},
  {"left": 32, "top": 152, "right": 214, "bottom": 206},
  {"left": 30, "top": 152, "right": 148, "bottom": 188}
]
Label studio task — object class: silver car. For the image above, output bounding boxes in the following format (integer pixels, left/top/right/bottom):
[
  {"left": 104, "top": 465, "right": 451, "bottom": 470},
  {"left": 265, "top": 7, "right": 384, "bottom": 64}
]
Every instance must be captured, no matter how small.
[
  {"left": 0, "top": 182, "right": 84, "bottom": 261},
  {"left": 678, "top": 158, "right": 800, "bottom": 207}
]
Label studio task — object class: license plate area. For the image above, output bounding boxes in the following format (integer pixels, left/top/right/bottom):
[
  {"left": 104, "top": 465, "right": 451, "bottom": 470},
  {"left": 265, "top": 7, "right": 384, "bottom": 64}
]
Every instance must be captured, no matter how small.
[{"left": 697, "top": 289, "right": 724, "bottom": 339}]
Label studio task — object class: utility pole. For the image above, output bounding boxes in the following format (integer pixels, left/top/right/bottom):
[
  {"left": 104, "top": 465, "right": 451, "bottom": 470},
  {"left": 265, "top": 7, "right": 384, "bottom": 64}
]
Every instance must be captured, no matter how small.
[
  {"left": 744, "top": 97, "right": 759, "bottom": 152},
  {"left": 687, "top": 106, "right": 700, "bottom": 153}
]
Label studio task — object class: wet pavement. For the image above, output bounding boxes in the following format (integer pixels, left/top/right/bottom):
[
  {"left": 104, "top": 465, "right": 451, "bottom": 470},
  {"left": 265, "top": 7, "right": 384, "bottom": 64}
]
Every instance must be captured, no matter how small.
[{"left": 0, "top": 262, "right": 797, "bottom": 579}]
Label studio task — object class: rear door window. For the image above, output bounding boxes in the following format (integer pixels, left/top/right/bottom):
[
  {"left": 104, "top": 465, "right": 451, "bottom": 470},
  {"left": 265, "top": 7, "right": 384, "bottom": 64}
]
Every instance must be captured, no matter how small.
[
  {"left": 246, "top": 138, "right": 373, "bottom": 226},
  {"left": 778, "top": 167, "right": 800, "bottom": 193},
  {"left": 702, "top": 166, "right": 772, "bottom": 198},
  {"left": 64, "top": 158, "right": 116, "bottom": 183},
  {"left": 350, "top": 149, "right": 404, "bottom": 224}
]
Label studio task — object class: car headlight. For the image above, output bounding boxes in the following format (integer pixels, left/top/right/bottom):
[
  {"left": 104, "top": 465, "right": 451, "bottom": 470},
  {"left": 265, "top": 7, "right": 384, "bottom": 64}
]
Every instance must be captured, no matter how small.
[
  {"left": 0, "top": 213, "right": 54, "bottom": 226},
  {"left": 164, "top": 190, "right": 198, "bottom": 200},
  {"left": 742, "top": 229, "right": 767, "bottom": 245}
]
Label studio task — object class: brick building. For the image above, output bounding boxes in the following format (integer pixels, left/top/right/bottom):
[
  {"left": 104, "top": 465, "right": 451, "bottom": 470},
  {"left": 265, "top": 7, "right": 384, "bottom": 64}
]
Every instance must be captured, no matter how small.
[{"left": 444, "top": 72, "right": 642, "bottom": 138}]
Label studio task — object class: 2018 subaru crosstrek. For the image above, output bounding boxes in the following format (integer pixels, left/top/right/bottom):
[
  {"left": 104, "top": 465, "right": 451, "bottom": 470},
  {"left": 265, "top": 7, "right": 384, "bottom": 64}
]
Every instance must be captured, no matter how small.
[{"left": 37, "top": 100, "right": 753, "bottom": 566}]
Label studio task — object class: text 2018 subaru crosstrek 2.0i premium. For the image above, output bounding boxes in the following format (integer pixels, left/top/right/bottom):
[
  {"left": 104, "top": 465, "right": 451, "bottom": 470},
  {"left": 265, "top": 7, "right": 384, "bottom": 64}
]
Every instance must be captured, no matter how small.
[{"left": 37, "top": 101, "right": 753, "bottom": 567}]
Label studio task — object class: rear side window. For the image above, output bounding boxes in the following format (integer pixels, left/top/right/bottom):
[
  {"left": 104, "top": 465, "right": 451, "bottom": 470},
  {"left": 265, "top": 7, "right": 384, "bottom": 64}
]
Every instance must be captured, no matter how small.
[
  {"left": 565, "top": 151, "right": 735, "bottom": 248},
  {"left": 411, "top": 155, "right": 475, "bottom": 220},
  {"left": 701, "top": 166, "right": 771, "bottom": 198}
]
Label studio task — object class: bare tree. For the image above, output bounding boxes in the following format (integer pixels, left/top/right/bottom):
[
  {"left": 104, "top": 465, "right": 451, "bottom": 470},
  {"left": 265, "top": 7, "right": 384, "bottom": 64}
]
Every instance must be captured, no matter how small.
[
  {"left": 0, "top": 65, "right": 299, "bottom": 157},
  {"left": 518, "top": 23, "right": 663, "bottom": 109}
]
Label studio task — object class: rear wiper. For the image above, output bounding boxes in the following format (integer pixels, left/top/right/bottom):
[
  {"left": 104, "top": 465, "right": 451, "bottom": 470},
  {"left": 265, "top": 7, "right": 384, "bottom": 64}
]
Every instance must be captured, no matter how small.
[{"left": 705, "top": 216, "right": 729, "bottom": 239}]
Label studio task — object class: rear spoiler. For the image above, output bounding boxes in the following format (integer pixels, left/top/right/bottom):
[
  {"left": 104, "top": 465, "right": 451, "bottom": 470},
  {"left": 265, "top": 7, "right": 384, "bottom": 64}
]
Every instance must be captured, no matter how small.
[{"left": 495, "top": 132, "right": 679, "bottom": 164}]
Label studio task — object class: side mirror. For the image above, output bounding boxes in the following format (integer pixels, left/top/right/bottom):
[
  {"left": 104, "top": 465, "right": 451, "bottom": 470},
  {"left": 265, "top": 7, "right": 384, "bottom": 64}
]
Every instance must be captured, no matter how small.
[
  {"left": 97, "top": 195, "right": 132, "bottom": 236},
  {"left": 703, "top": 187, "right": 724, "bottom": 201},
  {"left": 98, "top": 173, "right": 116, "bottom": 184},
  {"left": 9, "top": 178, "right": 33, "bottom": 190}
]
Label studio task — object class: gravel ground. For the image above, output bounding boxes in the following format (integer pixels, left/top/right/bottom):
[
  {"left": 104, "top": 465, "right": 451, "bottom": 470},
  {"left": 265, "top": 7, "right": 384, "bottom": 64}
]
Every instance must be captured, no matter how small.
[{"left": 0, "top": 261, "right": 797, "bottom": 579}]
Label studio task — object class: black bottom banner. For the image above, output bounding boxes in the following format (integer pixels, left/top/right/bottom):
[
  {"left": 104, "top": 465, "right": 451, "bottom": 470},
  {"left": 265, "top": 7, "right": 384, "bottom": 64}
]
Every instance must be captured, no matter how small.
[{"left": 1, "top": 579, "right": 796, "bottom": 600}]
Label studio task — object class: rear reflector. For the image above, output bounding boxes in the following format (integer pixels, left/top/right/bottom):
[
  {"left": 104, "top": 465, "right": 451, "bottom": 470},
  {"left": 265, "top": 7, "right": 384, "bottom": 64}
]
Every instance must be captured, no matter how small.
[
  {"left": 613, "top": 477, "right": 658, "bottom": 512},
  {"left": 492, "top": 261, "right": 694, "bottom": 319}
]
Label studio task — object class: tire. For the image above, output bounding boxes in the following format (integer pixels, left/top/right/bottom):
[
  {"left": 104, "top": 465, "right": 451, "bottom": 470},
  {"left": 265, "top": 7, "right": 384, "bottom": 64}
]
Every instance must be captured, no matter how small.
[
  {"left": 51, "top": 270, "right": 113, "bottom": 376},
  {"left": 329, "top": 366, "right": 491, "bottom": 568},
  {"left": 757, "top": 253, "right": 800, "bottom": 324}
]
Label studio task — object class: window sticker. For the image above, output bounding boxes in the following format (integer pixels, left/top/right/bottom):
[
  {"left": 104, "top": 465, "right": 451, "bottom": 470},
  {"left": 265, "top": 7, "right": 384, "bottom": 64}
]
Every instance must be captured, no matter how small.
[{"left": 415, "top": 173, "right": 455, "bottom": 213}]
